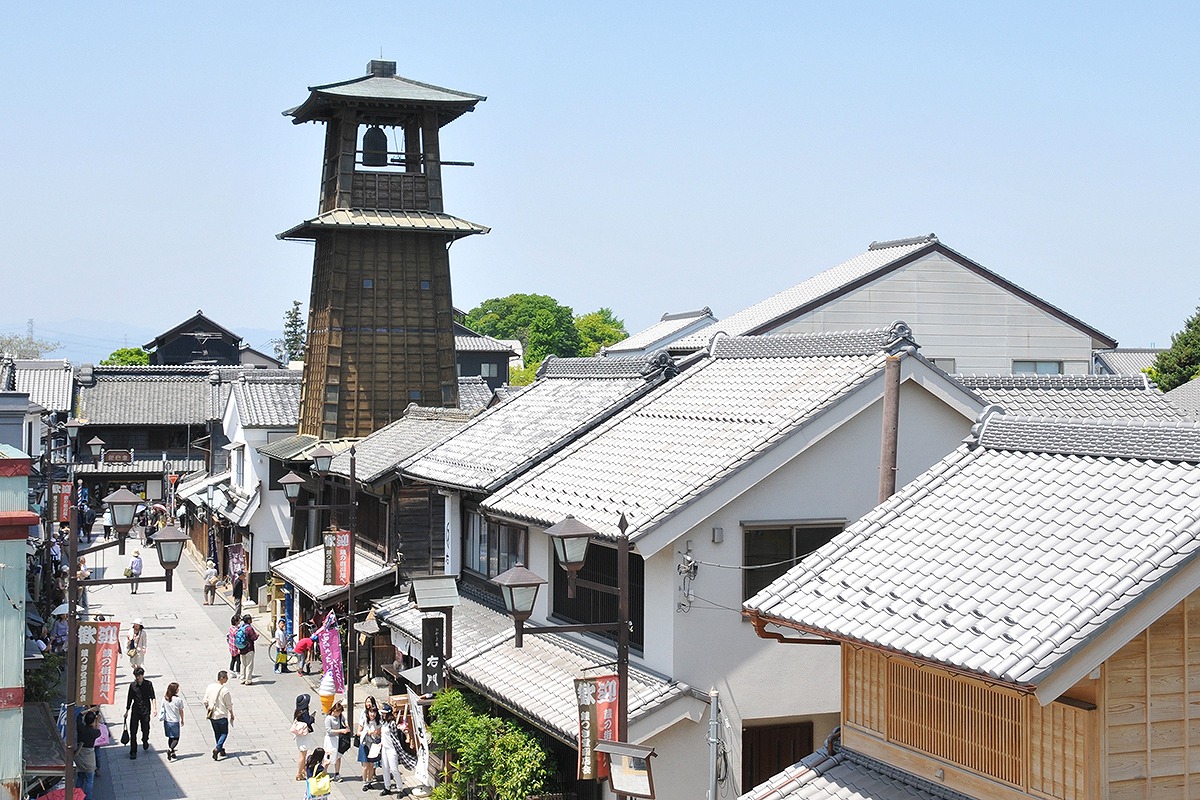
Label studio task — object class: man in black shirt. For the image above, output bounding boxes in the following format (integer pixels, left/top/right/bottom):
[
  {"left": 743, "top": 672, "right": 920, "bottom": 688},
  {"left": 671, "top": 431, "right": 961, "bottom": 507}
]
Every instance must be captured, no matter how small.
[{"left": 125, "top": 666, "right": 157, "bottom": 759}]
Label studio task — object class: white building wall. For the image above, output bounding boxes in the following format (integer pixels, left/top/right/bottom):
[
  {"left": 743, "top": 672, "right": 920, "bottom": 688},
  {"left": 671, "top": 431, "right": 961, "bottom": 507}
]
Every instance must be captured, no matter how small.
[
  {"left": 0, "top": 535, "right": 24, "bottom": 792},
  {"left": 773, "top": 253, "right": 1098, "bottom": 374}
]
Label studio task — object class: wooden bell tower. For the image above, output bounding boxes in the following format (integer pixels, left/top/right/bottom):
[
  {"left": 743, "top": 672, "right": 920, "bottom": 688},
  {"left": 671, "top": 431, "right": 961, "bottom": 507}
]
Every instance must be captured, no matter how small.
[{"left": 281, "top": 60, "right": 488, "bottom": 439}]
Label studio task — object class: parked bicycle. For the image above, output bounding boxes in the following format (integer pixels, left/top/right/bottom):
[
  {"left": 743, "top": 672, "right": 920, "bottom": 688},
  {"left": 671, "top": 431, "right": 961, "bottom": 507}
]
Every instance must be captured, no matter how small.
[{"left": 268, "top": 633, "right": 299, "bottom": 671}]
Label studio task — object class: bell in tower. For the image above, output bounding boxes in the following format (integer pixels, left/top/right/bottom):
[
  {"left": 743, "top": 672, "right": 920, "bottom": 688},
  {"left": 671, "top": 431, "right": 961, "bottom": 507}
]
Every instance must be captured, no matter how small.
[{"left": 279, "top": 60, "right": 489, "bottom": 439}]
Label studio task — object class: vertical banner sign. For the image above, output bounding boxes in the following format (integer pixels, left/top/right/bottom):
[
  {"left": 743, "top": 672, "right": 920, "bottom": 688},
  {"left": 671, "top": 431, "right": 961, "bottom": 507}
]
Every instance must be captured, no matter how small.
[
  {"left": 421, "top": 616, "right": 444, "bottom": 694},
  {"left": 52, "top": 482, "right": 72, "bottom": 523},
  {"left": 77, "top": 621, "right": 122, "bottom": 705},
  {"left": 228, "top": 542, "right": 246, "bottom": 578},
  {"left": 318, "top": 611, "right": 344, "bottom": 693},
  {"left": 323, "top": 534, "right": 335, "bottom": 584},
  {"left": 334, "top": 529, "right": 351, "bottom": 586},
  {"left": 575, "top": 674, "right": 619, "bottom": 780},
  {"left": 408, "top": 688, "right": 431, "bottom": 788}
]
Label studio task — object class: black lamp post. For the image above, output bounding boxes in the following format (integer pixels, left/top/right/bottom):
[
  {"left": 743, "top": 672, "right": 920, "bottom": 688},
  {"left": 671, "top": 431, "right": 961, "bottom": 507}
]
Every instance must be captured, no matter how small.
[{"left": 491, "top": 513, "right": 635, "bottom": 796}]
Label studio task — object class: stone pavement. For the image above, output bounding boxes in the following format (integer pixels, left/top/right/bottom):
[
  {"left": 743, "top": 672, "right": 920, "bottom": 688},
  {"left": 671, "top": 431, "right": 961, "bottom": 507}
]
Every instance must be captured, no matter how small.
[{"left": 84, "top": 537, "right": 419, "bottom": 800}]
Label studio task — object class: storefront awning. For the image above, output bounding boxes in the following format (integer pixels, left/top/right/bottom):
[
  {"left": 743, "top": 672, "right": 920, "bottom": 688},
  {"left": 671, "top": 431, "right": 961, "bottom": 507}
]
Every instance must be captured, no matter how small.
[
  {"left": 374, "top": 593, "right": 703, "bottom": 745},
  {"left": 177, "top": 471, "right": 230, "bottom": 506},
  {"left": 269, "top": 543, "right": 396, "bottom": 604},
  {"left": 22, "top": 702, "right": 66, "bottom": 777}
]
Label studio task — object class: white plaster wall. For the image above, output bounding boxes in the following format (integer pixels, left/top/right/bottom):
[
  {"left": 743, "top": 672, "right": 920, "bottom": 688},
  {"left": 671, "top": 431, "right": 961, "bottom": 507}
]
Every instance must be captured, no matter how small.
[
  {"left": 774, "top": 253, "right": 1099, "bottom": 374},
  {"left": 642, "top": 382, "right": 972, "bottom": 791},
  {"left": 0, "top": 537, "right": 25, "bottom": 787}
]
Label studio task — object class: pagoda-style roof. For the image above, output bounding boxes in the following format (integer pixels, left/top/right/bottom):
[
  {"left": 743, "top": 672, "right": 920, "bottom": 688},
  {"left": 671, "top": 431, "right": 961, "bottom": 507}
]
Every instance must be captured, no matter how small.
[
  {"left": 285, "top": 60, "right": 485, "bottom": 126},
  {"left": 277, "top": 208, "right": 489, "bottom": 241}
]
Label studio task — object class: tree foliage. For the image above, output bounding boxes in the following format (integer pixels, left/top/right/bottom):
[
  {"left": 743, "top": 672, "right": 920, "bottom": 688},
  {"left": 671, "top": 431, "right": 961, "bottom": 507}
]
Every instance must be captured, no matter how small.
[
  {"left": 429, "top": 687, "right": 552, "bottom": 800},
  {"left": 1148, "top": 305, "right": 1200, "bottom": 392},
  {"left": 100, "top": 347, "right": 150, "bottom": 366},
  {"left": 465, "top": 294, "right": 581, "bottom": 364},
  {"left": 575, "top": 307, "right": 627, "bottom": 356},
  {"left": 270, "top": 300, "right": 307, "bottom": 363},
  {"left": 0, "top": 320, "right": 60, "bottom": 358}
]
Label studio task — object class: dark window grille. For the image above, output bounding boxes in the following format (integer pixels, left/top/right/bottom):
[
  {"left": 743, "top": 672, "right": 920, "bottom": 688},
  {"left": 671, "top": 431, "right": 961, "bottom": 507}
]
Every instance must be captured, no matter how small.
[{"left": 552, "top": 543, "right": 644, "bottom": 649}]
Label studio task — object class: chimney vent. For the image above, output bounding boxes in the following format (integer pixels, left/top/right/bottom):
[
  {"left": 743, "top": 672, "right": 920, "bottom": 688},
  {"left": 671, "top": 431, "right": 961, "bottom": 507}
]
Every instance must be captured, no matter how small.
[{"left": 366, "top": 60, "right": 397, "bottom": 78}]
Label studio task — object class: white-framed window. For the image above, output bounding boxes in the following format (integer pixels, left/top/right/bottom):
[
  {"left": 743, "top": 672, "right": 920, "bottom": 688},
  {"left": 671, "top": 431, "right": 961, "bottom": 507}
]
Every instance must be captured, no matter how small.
[
  {"left": 1012, "top": 360, "right": 1063, "bottom": 375},
  {"left": 463, "top": 509, "right": 526, "bottom": 579},
  {"left": 743, "top": 521, "right": 844, "bottom": 600},
  {"left": 480, "top": 362, "right": 499, "bottom": 378}
]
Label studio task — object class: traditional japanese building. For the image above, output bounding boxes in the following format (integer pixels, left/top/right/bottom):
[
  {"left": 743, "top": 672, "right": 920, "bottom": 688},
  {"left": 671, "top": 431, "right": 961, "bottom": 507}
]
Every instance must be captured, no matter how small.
[{"left": 281, "top": 60, "right": 489, "bottom": 439}]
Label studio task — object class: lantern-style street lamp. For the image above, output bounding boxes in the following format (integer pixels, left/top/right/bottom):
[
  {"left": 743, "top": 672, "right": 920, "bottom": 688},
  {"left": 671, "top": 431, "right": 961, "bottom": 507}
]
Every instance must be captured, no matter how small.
[
  {"left": 103, "top": 486, "right": 141, "bottom": 555},
  {"left": 280, "top": 471, "right": 305, "bottom": 511},
  {"left": 310, "top": 445, "right": 335, "bottom": 475},
  {"left": 544, "top": 514, "right": 594, "bottom": 598},
  {"left": 86, "top": 436, "right": 105, "bottom": 460},
  {"left": 154, "top": 524, "right": 189, "bottom": 590},
  {"left": 491, "top": 565, "right": 547, "bottom": 647}
]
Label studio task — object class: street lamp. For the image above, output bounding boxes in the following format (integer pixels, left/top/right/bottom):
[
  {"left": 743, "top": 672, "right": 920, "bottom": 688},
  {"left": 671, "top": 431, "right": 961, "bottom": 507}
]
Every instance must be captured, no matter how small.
[
  {"left": 86, "top": 436, "right": 105, "bottom": 460},
  {"left": 310, "top": 445, "right": 335, "bottom": 475},
  {"left": 491, "top": 513, "right": 633, "bottom": 796},
  {"left": 154, "top": 524, "right": 189, "bottom": 590},
  {"left": 103, "top": 486, "right": 142, "bottom": 556},
  {"left": 280, "top": 471, "right": 305, "bottom": 511}
]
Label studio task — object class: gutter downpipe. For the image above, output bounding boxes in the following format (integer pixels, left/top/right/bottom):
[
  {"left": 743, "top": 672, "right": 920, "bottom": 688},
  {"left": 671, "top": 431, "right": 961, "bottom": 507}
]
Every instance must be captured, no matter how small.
[{"left": 708, "top": 688, "right": 719, "bottom": 800}]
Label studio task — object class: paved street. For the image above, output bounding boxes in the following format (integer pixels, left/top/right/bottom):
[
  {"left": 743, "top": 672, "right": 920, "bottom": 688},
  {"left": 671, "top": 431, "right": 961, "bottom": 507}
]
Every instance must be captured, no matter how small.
[{"left": 83, "top": 537, "right": 417, "bottom": 800}]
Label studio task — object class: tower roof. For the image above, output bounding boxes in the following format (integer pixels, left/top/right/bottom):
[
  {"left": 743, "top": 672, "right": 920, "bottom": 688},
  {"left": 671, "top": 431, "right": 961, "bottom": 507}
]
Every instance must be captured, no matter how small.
[{"left": 285, "top": 60, "right": 485, "bottom": 126}]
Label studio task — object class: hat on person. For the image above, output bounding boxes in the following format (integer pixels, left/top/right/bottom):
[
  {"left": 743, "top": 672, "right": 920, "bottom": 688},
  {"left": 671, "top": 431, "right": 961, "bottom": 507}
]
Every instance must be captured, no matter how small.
[
  {"left": 381, "top": 703, "right": 393, "bottom": 714},
  {"left": 133, "top": 550, "right": 140, "bottom": 556},
  {"left": 296, "top": 693, "right": 311, "bottom": 711},
  {"left": 133, "top": 618, "right": 143, "bottom": 626},
  {"left": 206, "top": 560, "right": 215, "bottom": 567}
]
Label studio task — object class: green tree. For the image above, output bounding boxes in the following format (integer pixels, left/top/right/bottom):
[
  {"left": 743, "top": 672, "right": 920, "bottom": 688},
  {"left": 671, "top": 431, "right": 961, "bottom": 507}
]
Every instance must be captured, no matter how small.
[
  {"left": 1148, "top": 305, "right": 1200, "bottom": 391},
  {"left": 507, "top": 359, "right": 541, "bottom": 386},
  {"left": 100, "top": 347, "right": 150, "bottom": 366},
  {"left": 465, "top": 294, "right": 582, "bottom": 364},
  {"left": 0, "top": 319, "right": 60, "bottom": 357},
  {"left": 270, "top": 300, "right": 307, "bottom": 363},
  {"left": 575, "top": 307, "right": 627, "bottom": 356}
]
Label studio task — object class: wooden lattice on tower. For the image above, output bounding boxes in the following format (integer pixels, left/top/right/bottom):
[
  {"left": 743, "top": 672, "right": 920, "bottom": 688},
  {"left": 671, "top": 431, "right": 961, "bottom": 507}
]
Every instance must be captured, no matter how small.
[{"left": 280, "top": 60, "right": 488, "bottom": 439}]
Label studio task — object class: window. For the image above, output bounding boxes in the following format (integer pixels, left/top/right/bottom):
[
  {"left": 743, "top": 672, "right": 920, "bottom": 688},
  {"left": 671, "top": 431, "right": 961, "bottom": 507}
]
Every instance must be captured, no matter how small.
[
  {"left": 552, "top": 542, "right": 645, "bottom": 648},
  {"left": 743, "top": 723, "right": 813, "bottom": 791},
  {"left": 480, "top": 362, "right": 498, "bottom": 378},
  {"left": 1013, "top": 360, "right": 1062, "bottom": 375},
  {"left": 743, "top": 522, "right": 843, "bottom": 600},
  {"left": 930, "top": 358, "right": 956, "bottom": 373},
  {"left": 363, "top": 278, "right": 374, "bottom": 289},
  {"left": 463, "top": 509, "right": 527, "bottom": 579},
  {"left": 232, "top": 446, "right": 245, "bottom": 487}
]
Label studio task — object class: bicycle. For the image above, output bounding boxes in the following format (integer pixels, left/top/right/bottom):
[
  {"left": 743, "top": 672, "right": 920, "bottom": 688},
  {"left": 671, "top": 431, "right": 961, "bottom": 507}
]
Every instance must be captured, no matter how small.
[{"left": 268, "top": 634, "right": 299, "bottom": 672}]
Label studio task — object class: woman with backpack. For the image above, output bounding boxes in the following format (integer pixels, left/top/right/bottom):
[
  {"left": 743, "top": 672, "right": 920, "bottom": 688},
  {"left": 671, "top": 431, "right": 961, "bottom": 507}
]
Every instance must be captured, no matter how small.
[
  {"left": 291, "top": 693, "right": 316, "bottom": 781},
  {"left": 225, "top": 615, "right": 241, "bottom": 674},
  {"left": 235, "top": 614, "right": 258, "bottom": 685}
]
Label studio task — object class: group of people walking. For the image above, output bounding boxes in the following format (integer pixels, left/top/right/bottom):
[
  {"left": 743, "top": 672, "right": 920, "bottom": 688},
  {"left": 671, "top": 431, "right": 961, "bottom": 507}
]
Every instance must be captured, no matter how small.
[{"left": 293, "top": 692, "right": 411, "bottom": 795}]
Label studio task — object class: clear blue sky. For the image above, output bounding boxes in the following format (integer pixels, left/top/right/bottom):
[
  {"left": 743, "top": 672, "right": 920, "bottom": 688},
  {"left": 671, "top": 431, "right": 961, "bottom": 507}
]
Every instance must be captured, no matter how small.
[{"left": 4, "top": 2, "right": 1198, "bottom": 363}]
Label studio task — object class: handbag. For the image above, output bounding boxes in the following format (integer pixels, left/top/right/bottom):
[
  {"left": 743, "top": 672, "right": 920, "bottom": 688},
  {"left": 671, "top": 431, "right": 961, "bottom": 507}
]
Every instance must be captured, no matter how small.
[
  {"left": 307, "top": 773, "right": 332, "bottom": 797},
  {"left": 367, "top": 742, "right": 381, "bottom": 760},
  {"left": 337, "top": 732, "right": 352, "bottom": 754},
  {"left": 126, "top": 639, "right": 138, "bottom": 658},
  {"left": 157, "top": 705, "right": 166, "bottom": 722},
  {"left": 352, "top": 734, "right": 361, "bottom": 748},
  {"left": 124, "top": 567, "right": 133, "bottom": 578},
  {"left": 120, "top": 713, "right": 130, "bottom": 745},
  {"left": 290, "top": 719, "right": 310, "bottom": 737}
]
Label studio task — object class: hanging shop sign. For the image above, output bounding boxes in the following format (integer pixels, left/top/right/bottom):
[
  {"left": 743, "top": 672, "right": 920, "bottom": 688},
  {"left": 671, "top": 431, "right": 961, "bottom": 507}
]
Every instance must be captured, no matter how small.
[
  {"left": 318, "top": 611, "right": 344, "bottom": 694},
  {"left": 52, "top": 482, "right": 72, "bottom": 523},
  {"left": 77, "top": 620, "right": 122, "bottom": 705},
  {"left": 420, "top": 616, "right": 444, "bottom": 694},
  {"left": 575, "top": 673, "right": 620, "bottom": 781}
]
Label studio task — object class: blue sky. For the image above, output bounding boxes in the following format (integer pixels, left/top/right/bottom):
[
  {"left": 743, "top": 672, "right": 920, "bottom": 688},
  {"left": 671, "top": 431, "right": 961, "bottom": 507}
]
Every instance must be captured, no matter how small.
[{"left": 3, "top": 2, "right": 1198, "bottom": 363}]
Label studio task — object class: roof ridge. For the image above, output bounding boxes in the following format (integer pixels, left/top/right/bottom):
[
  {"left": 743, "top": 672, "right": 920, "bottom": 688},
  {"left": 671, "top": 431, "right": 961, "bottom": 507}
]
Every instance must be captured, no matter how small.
[
  {"left": 709, "top": 322, "right": 918, "bottom": 360},
  {"left": 969, "top": 411, "right": 1200, "bottom": 462},
  {"left": 956, "top": 374, "right": 1152, "bottom": 390},
  {"left": 867, "top": 232, "right": 938, "bottom": 251}
]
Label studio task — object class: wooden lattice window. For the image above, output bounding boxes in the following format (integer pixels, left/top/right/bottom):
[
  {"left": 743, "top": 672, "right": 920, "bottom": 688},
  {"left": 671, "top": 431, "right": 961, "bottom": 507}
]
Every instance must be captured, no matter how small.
[{"left": 888, "top": 660, "right": 1024, "bottom": 787}]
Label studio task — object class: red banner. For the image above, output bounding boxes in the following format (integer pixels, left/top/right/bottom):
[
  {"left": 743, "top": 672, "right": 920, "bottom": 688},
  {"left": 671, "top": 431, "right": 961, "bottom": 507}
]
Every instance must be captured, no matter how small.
[
  {"left": 575, "top": 674, "right": 619, "bottom": 780},
  {"left": 52, "top": 483, "right": 72, "bottom": 524},
  {"left": 334, "top": 529, "right": 351, "bottom": 586},
  {"left": 77, "top": 621, "right": 121, "bottom": 705}
]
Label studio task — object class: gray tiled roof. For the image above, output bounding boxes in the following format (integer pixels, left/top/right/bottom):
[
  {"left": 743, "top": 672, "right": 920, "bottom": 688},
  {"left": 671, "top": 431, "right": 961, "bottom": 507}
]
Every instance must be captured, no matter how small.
[
  {"left": 75, "top": 366, "right": 214, "bottom": 425},
  {"left": 258, "top": 434, "right": 319, "bottom": 462},
  {"left": 1166, "top": 378, "right": 1200, "bottom": 419},
  {"left": 0, "top": 359, "right": 13, "bottom": 392},
  {"left": 1093, "top": 347, "right": 1163, "bottom": 375},
  {"left": 671, "top": 237, "right": 936, "bottom": 351},
  {"left": 484, "top": 327, "right": 916, "bottom": 540},
  {"left": 13, "top": 360, "right": 74, "bottom": 413},
  {"left": 604, "top": 308, "right": 715, "bottom": 354},
  {"left": 231, "top": 370, "right": 303, "bottom": 428},
  {"left": 956, "top": 374, "right": 1186, "bottom": 420},
  {"left": 490, "top": 384, "right": 526, "bottom": 404},
  {"left": 402, "top": 354, "right": 675, "bottom": 492},
  {"left": 456, "top": 377, "right": 492, "bottom": 413},
  {"left": 374, "top": 594, "right": 690, "bottom": 745},
  {"left": 745, "top": 413, "right": 1200, "bottom": 689},
  {"left": 328, "top": 406, "right": 475, "bottom": 484},
  {"left": 75, "top": 456, "right": 206, "bottom": 475},
  {"left": 741, "top": 744, "right": 973, "bottom": 800},
  {"left": 454, "top": 334, "right": 514, "bottom": 353},
  {"left": 269, "top": 544, "right": 393, "bottom": 603}
]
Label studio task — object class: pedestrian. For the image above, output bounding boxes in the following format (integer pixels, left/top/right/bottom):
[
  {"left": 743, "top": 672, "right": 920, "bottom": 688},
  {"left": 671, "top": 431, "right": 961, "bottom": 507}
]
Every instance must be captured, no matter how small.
[
  {"left": 273, "top": 618, "right": 290, "bottom": 674},
  {"left": 75, "top": 709, "right": 102, "bottom": 799},
  {"left": 77, "top": 557, "right": 91, "bottom": 619},
  {"left": 202, "top": 670, "right": 234, "bottom": 760},
  {"left": 306, "top": 747, "right": 332, "bottom": 798},
  {"left": 226, "top": 614, "right": 242, "bottom": 674},
  {"left": 324, "top": 700, "right": 350, "bottom": 781},
  {"left": 202, "top": 560, "right": 218, "bottom": 605},
  {"left": 125, "top": 666, "right": 156, "bottom": 759},
  {"left": 357, "top": 698, "right": 382, "bottom": 790},
  {"left": 50, "top": 613, "right": 68, "bottom": 653},
  {"left": 127, "top": 549, "right": 143, "bottom": 594},
  {"left": 236, "top": 614, "right": 258, "bottom": 684},
  {"left": 49, "top": 538, "right": 62, "bottom": 573},
  {"left": 101, "top": 506, "right": 112, "bottom": 539},
  {"left": 378, "top": 703, "right": 404, "bottom": 796},
  {"left": 294, "top": 631, "right": 315, "bottom": 675},
  {"left": 292, "top": 693, "right": 316, "bottom": 781},
  {"left": 127, "top": 619, "right": 148, "bottom": 670},
  {"left": 161, "top": 681, "right": 185, "bottom": 760},
  {"left": 231, "top": 571, "right": 245, "bottom": 618}
]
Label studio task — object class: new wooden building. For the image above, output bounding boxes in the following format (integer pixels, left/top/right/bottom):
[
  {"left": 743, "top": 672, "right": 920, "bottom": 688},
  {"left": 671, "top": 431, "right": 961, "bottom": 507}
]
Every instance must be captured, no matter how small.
[
  {"left": 281, "top": 60, "right": 489, "bottom": 439},
  {"left": 744, "top": 411, "right": 1200, "bottom": 800}
]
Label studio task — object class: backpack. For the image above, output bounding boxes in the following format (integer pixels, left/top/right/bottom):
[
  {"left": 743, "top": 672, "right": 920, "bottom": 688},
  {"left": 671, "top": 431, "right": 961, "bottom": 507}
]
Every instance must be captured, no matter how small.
[{"left": 234, "top": 624, "right": 251, "bottom": 651}]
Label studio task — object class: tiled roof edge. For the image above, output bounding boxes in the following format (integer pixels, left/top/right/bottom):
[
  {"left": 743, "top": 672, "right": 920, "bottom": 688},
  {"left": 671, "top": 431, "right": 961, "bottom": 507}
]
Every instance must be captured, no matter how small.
[
  {"left": 709, "top": 321, "right": 918, "bottom": 360},
  {"left": 967, "top": 411, "right": 1200, "bottom": 462},
  {"left": 868, "top": 233, "right": 939, "bottom": 251},
  {"left": 956, "top": 374, "right": 1155, "bottom": 391}
]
